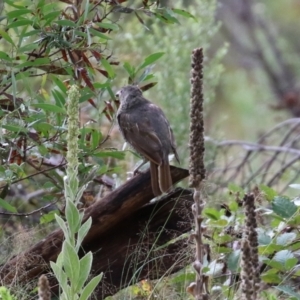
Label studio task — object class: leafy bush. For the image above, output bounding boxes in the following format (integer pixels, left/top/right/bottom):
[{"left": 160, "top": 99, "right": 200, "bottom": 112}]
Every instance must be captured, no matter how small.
[{"left": 0, "top": 0, "right": 197, "bottom": 219}]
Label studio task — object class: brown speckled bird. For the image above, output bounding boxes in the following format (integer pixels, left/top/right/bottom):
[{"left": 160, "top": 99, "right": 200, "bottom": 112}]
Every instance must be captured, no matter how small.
[{"left": 116, "top": 85, "right": 179, "bottom": 196}]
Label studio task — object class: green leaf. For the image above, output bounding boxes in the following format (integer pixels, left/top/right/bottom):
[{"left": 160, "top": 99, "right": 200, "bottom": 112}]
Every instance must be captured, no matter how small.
[
  {"left": 81, "top": 0, "right": 89, "bottom": 22},
  {"left": 101, "top": 58, "right": 115, "bottom": 79},
  {"left": 74, "top": 30, "right": 88, "bottom": 39},
  {"left": 272, "top": 196, "right": 297, "bottom": 218},
  {"left": 96, "top": 22, "right": 119, "bottom": 31},
  {"left": 203, "top": 208, "right": 220, "bottom": 220},
  {"left": 55, "top": 214, "right": 69, "bottom": 238},
  {"left": 62, "top": 241, "right": 80, "bottom": 285},
  {"left": 40, "top": 210, "right": 59, "bottom": 224},
  {"left": 89, "top": 28, "right": 112, "bottom": 40},
  {"left": 171, "top": 272, "right": 195, "bottom": 284},
  {"left": 33, "top": 122, "right": 53, "bottom": 135},
  {"left": 91, "top": 130, "right": 102, "bottom": 150},
  {"left": 76, "top": 184, "right": 88, "bottom": 204},
  {"left": 290, "top": 241, "right": 300, "bottom": 251},
  {"left": 276, "top": 232, "right": 296, "bottom": 245},
  {"left": 263, "top": 258, "right": 286, "bottom": 271},
  {"left": 0, "top": 30, "right": 15, "bottom": 46},
  {"left": 43, "top": 11, "right": 61, "bottom": 26},
  {"left": 0, "top": 51, "right": 12, "bottom": 61},
  {"left": 79, "top": 91, "right": 95, "bottom": 103},
  {"left": 138, "top": 52, "right": 165, "bottom": 71},
  {"left": 136, "top": 65, "right": 154, "bottom": 83},
  {"left": 16, "top": 57, "right": 51, "bottom": 69},
  {"left": 7, "top": 9, "right": 32, "bottom": 18},
  {"left": 15, "top": 70, "right": 32, "bottom": 80},
  {"left": 154, "top": 9, "right": 179, "bottom": 24},
  {"left": 38, "top": 144, "right": 49, "bottom": 155},
  {"left": 123, "top": 62, "right": 135, "bottom": 77},
  {"left": 0, "top": 286, "right": 16, "bottom": 299},
  {"left": 228, "top": 200, "right": 239, "bottom": 212},
  {"left": 214, "top": 246, "right": 232, "bottom": 254},
  {"left": 69, "top": 174, "right": 79, "bottom": 195},
  {"left": 52, "top": 89, "right": 66, "bottom": 107},
  {"left": 275, "top": 286, "right": 300, "bottom": 299},
  {"left": 273, "top": 249, "right": 294, "bottom": 265},
  {"left": 50, "top": 261, "right": 64, "bottom": 285},
  {"left": 7, "top": 19, "right": 33, "bottom": 28},
  {"left": 142, "top": 74, "right": 155, "bottom": 82},
  {"left": 226, "top": 249, "right": 240, "bottom": 271},
  {"left": 0, "top": 198, "right": 17, "bottom": 213},
  {"left": 213, "top": 234, "right": 232, "bottom": 244},
  {"left": 31, "top": 103, "right": 66, "bottom": 113},
  {"left": 52, "top": 77, "right": 68, "bottom": 94},
  {"left": 258, "top": 243, "right": 284, "bottom": 255},
  {"left": 79, "top": 274, "right": 103, "bottom": 300},
  {"left": 285, "top": 257, "right": 297, "bottom": 270},
  {"left": 2, "top": 125, "right": 28, "bottom": 133},
  {"left": 165, "top": 8, "right": 181, "bottom": 23},
  {"left": 79, "top": 128, "right": 102, "bottom": 151},
  {"left": 55, "top": 20, "right": 76, "bottom": 27},
  {"left": 5, "top": 0, "right": 26, "bottom": 9},
  {"left": 227, "top": 183, "right": 244, "bottom": 194},
  {"left": 210, "top": 218, "right": 228, "bottom": 226},
  {"left": 76, "top": 218, "right": 92, "bottom": 252},
  {"left": 22, "top": 29, "right": 40, "bottom": 37},
  {"left": 172, "top": 8, "right": 197, "bottom": 21},
  {"left": 112, "top": 5, "right": 134, "bottom": 13},
  {"left": 257, "top": 230, "right": 272, "bottom": 245},
  {"left": 18, "top": 43, "right": 39, "bottom": 53},
  {"left": 261, "top": 269, "right": 281, "bottom": 284},
  {"left": 76, "top": 252, "right": 93, "bottom": 291},
  {"left": 65, "top": 201, "right": 81, "bottom": 235},
  {"left": 93, "top": 151, "right": 126, "bottom": 159},
  {"left": 93, "top": 82, "right": 110, "bottom": 89},
  {"left": 259, "top": 184, "right": 277, "bottom": 201},
  {"left": 9, "top": 163, "right": 25, "bottom": 177}
]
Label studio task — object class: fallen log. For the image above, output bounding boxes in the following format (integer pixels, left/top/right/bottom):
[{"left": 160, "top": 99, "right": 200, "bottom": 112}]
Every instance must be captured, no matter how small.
[
  {"left": 0, "top": 166, "right": 191, "bottom": 298},
  {"left": 56, "top": 187, "right": 193, "bottom": 298}
]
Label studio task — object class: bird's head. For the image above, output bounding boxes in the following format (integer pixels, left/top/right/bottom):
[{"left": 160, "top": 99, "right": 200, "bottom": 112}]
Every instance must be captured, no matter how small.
[{"left": 116, "top": 85, "right": 143, "bottom": 104}]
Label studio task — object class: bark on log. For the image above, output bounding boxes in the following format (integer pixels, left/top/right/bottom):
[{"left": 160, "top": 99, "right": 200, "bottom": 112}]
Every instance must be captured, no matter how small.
[{"left": 0, "top": 167, "right": 191, "bottom": 298}]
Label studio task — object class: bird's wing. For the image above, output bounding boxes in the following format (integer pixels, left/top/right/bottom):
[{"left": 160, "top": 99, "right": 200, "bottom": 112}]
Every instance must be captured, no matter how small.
[
  {"left": 157, "top": 110, "right": 180, "bottom": 164},
  {"left": 117, "top": 112, "right": 164, "bottom": 165},
  {"left": 169, "top": 125, "right": 180, "bottom": 164}
]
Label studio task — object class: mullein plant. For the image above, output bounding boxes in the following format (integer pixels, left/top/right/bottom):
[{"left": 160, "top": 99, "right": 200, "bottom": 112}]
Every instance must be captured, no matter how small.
[
  {"left": 50, "top": 85, "right": 102, "bottom": 300},
  {"left": 240, "top": 194, "right": 260, "bottom": 300},
  {"left": 187, "top": 48, "right": 210, "bottom": 300}
]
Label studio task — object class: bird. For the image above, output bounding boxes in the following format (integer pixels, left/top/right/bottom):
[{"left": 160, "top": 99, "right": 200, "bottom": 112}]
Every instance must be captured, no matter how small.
[{"left": 116, "top": 85, "right": 180, "bottom": 196}]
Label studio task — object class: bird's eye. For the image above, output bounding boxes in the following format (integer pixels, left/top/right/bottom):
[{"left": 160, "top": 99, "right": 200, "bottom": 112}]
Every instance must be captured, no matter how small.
[{"left": 115, "top": 90, "right": 122, "bottom": 98}]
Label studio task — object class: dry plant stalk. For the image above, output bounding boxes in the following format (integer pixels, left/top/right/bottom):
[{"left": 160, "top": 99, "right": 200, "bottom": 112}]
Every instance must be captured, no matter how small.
[
  {"left": 38, "top": 274, "right": 51, "bottom": 300},
  {"left": 189, "top": 48, "right": 205, "bottom": 187},
  {"left": 187, "top": 48, "right": 208, "bottom": 299},
  {"left": 241, "top": 193, "right": 260, "bottom": 300}
]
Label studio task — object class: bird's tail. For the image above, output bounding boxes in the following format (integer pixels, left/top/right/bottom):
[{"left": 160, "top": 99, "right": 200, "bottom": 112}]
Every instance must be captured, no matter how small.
[
  {"left": 150, "top": 161, "right": 162, "bottom": 196},
  {"left": 158, "top": 159, "right": 172, "bottom": 193}
]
